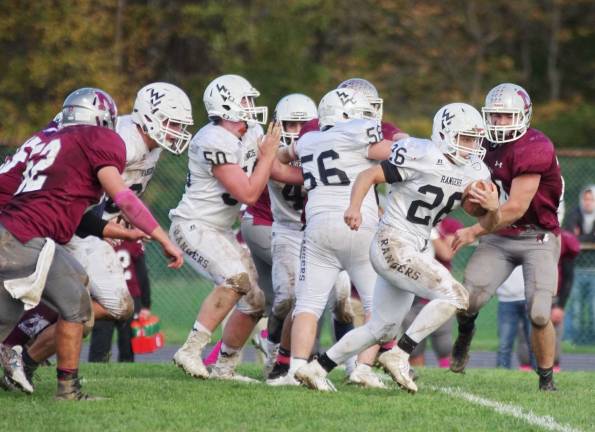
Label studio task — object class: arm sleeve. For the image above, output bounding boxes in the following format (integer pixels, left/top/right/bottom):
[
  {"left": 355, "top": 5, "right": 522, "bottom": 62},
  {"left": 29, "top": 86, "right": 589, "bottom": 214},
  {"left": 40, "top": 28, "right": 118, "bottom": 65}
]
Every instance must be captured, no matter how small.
[
  {"left": 135, "top": 252, "right": 151, "bottom": 309},
  {"left": 75, "top": 211, "right": 108, "bottom": 238},
  {"left": 380, "top": 160, "right": 403, "bottom": 184}
]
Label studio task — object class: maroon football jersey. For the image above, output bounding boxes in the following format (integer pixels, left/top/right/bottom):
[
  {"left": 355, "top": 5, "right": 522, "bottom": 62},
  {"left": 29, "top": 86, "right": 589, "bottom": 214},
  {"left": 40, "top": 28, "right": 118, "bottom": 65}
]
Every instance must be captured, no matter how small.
[
  {"left": 246, "top": 187, "right": 273, "bottom": 226},
  {"left": 0, "top": 125, "right": 126, "bottom": 244},
  {"left": 484, "top": 128, "right": 562, "bottom": 236},
  {"left": 0, "top": 121, "right": 59, "bottom": 206},
  {"left": 114, "top": 240, "right": 145, "bottom": 298}
]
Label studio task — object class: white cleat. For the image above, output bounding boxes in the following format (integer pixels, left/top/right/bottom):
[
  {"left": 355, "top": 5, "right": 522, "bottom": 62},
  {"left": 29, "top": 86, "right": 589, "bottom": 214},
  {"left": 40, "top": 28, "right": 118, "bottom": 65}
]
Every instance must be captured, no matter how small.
[
  {"left": 173, "top": 330, "right": 210, "bottom": 379},
  {"left": 378, "top": 347, "right": 417, "bottom": 393},
  {"left": 209, "top": 351, "right": 259, "bottom": 383},
  {"left": 0, "top": 345, "right": 33, "bottom": 394},
  {"left": 266, "top": 373, "right": 300, "bottom": 387},
  {"left": 252, "top": 332, "right": 279, "bottom": 377},
  {"left": 348, "top": 363, "right": 387, "bottom": 389},
  {"left": 295, "top": 361, "right": 337, "bottom": 392}
]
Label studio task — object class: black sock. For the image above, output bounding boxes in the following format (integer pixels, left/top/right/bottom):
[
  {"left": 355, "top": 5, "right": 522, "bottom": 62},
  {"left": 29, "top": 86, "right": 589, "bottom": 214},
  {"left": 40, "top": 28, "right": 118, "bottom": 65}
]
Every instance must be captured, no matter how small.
[
  {"left": 397, "top": 334, "right": 418, "bottom": 355},
  {"left": 537, "top": 367, "right": 553, "bottom": 380},
  {"left": 56, "top": 367, "right": 78, "bottom": 381},
  {"left": 267, "top": 315, "right": 284, "bottom": 344},
  {"left": 333, "top": 319, "right": 354, "bottom": 342},
  {"left": 278, "top": 346, "right": 290, "bottom": 358},
  {"left": 317, "top": 353, "right": 337, "bottom": 373},
  {"left": 22, "top": 349, "right": 39, "bottom": 372},
  {"left": 458, "top": 313, "right": 478, "bottom": 334}
]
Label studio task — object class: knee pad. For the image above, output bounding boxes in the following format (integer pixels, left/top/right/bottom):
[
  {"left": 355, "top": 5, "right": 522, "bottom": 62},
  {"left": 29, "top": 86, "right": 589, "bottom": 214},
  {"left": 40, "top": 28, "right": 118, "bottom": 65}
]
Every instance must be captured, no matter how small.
[
  {"left": 118, "top": 293, "right": 134, "bottom": 321},
  {"left": 223, "top": 272, "right": 251, "bottom": 295},
  {"left": 529, "top": 290, "right": 553, "bottom": 327},
  {"left": 63, "top": 290, "right": 93, "bottom": 324},
  {"left": 237, "top": 285, "right": 266, "bottom": 318},
  {"left": 272, "top": 297, "right": 294, "bottom": 320}
]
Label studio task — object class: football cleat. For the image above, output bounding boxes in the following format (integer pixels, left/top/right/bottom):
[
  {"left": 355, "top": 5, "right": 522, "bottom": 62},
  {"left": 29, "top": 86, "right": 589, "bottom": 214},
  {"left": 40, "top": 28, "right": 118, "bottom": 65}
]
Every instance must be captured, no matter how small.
[
  {"left": 295, "top": 361, "right": 337, "bottom": 392},
  {"left": 173, "top": 330, "right": 210, "bottom": 379},
  {"left": 266, "top": 373, "right": 300, "bottom": 387},
  {"left": 55, "top": 377, "right": 105, "bottom": 401},
  {"left": 209, "top": 351, "right": 259, "bottom": 383},
  {"left": 450, "top": 329, "right": 475, "bottom": 373},
  {"left": 538, "top": 368, "right": 557, "bottom": 392},
  {"left": 378, "top": 347, "right": 417, "bottom": 393},
  {"left": 252, "top": 332, "right": 279, "bottom": 377},
  {"left": 0, "top": 345, "right": 33, "bottom": 394},
  {"left": 348, "top": 363, "right": 387, "bottom": 389},
  {"left": 267, "top": 362, "right": 290, "bottom": 381}
]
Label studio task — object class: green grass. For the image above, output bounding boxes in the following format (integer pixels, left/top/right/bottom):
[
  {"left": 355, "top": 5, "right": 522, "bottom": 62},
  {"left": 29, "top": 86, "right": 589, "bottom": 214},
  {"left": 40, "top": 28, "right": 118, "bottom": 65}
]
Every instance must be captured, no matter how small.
[{"left": 2, "top": 364, "right": 593, "bottom": 432}]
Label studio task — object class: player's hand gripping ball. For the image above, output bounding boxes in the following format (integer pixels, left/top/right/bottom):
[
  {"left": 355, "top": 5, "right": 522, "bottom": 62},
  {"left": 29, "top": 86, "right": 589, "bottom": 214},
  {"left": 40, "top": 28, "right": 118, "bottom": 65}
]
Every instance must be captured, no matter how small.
[{"left": 462, "top": 180, "right": 493, "bottom": 217}]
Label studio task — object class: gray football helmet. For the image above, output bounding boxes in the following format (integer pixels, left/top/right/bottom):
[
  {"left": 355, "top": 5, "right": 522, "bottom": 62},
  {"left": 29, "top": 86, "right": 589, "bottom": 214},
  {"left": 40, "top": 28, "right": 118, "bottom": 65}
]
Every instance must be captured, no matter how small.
[{"left": 61, "top": 87, "right": 118, "bottom": 130}]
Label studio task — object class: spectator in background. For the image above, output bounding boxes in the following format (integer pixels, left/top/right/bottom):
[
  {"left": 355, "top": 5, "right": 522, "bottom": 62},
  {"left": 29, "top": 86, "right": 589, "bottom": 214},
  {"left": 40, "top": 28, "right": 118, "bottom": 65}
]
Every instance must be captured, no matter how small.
[
  {"left": 563, "top": 185, "right": 595, "bottom": 344},
  {"left": 400, "top": 216, "right": 463, "bottom": 368},
  {"left": 495, "top": 267, "right": 534, "bottom": 369},
  {"left": 89, "top": 240, "right": 151, "bottom": 362}
]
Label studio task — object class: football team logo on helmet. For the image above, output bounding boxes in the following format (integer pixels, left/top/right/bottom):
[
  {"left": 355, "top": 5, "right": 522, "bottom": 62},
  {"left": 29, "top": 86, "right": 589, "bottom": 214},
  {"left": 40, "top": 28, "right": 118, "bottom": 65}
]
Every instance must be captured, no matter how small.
[{"left": 336, "top": 90, "right": 357, "bottom": 106}]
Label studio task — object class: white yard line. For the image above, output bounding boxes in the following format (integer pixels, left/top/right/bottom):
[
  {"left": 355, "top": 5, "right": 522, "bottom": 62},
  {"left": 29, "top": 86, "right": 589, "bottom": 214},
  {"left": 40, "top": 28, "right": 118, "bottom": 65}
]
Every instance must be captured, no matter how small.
[{"left": 430, "top": 386, "right": 582, "bottom": 432}]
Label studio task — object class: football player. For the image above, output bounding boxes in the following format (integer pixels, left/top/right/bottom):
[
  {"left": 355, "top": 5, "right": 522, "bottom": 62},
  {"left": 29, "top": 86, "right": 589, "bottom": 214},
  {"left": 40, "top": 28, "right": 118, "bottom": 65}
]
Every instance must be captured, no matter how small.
[
  {"left": 283, "top": 87, "right": 398, "bottom": 389},
  {"left": 450, "top": 83, "right": 564, "bottom": 391},
  {"left": 0, "top": 87, "right": 182, "bottom": 399},
  {"left": 1, "top": 83, "right": 193, "bottom": 390},
  {"left": 247, "top": 93, "right": 317, "bottom": 376},
  {"left": 295, "top": 103, "right": 499, "bottom": 392},
  {"left": 169, "top": 74, "right": 292, "bottom": 382}
]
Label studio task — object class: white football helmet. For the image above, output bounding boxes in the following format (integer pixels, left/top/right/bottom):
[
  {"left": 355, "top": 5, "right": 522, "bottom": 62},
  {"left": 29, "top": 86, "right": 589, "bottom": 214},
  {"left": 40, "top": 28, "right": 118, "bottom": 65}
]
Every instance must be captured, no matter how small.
[
  {"left": 318, "top": 88, "right": 376, "bottom": 130},
  {"left": 132, "top": 82, "right": 194, "bottom": 155},
  {"left": 432, "top": 102, "right": 486, "bottom": 166},
  {"left": 482, "top": 83, "right": 532, "bottom": 144},
  {"left": 338, "top": 78, "right": 383, "bottom": 120},
  {"left": 61, "top": 87, "right": 118, "bottom": 130},
  {"left": 203, "top": 74, "right": 268, "bottom": 126},
  {"left": 273, "top": 93, "right": 317, "bottom": 145}
]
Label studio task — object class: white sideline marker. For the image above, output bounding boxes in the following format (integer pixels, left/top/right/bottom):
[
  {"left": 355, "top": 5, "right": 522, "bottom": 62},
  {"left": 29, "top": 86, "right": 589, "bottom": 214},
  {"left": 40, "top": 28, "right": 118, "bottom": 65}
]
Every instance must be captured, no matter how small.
[{"left": 431, "top": 386, "right": 582, "bottom": 432}]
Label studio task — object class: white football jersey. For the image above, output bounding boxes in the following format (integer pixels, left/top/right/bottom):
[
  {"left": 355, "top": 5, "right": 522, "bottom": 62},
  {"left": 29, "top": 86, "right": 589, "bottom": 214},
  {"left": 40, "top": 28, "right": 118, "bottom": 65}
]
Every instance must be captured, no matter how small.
[
  {"left": 101, "top": 115, "right": 162, "bottom": 220},
  {"left": 381, "top": 137, "right": 491, "bottom": 249},
  {"left": 296, "top": 119, "right": 383, "bottom": 227},
  {"left": 170, "top": 122, "right": 262, "bottom": 230},
  {"left": 268, "top": 159, "right": 306, "bottom": 231}
]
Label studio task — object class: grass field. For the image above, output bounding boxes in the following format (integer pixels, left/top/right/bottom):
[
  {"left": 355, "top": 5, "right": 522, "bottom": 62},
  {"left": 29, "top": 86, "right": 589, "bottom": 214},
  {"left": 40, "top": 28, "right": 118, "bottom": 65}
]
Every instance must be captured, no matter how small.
[{"left": 2, "top": 364, "right": 593, "bottom": 432}]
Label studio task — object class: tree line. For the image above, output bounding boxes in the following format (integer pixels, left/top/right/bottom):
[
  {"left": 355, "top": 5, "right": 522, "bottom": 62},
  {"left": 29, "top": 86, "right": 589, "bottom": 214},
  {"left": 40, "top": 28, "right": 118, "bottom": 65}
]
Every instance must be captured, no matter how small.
[{"left": 1, "top": 0, "right": 593, "bottom": 147}]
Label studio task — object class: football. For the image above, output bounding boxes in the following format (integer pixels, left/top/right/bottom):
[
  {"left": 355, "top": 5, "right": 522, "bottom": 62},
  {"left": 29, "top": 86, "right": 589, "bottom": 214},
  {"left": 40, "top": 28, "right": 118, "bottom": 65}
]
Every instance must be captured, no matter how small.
[{"left": 462, "top": 180, "right": 490, "bottom": 217}]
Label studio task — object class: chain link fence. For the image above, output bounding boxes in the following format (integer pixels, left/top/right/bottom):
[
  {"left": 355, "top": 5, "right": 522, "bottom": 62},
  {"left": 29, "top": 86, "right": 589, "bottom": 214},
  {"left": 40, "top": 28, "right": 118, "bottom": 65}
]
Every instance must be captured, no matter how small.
[{"left": 0, "top": 146, "right": 593, "bottom": 350}]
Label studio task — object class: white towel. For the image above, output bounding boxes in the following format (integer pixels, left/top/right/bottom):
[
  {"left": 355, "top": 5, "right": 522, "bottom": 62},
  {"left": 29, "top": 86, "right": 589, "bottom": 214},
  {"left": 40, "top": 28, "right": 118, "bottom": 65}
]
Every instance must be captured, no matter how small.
[{"left": 4, "top": 238, "right": 56, "bottom": 310}]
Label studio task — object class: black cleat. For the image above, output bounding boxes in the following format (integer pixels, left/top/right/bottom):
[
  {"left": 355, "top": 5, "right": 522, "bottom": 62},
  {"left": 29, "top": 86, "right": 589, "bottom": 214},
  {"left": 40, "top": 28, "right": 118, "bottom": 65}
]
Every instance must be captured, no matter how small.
[
  {"left": 267, "top": 362, "right": 289, "bottom": 381},
  {"left": 538, "top": 368, "right": 557, "bottom": 392},
  {"left": 450, "top": 329, "right": 475, "bottom": 373}
]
